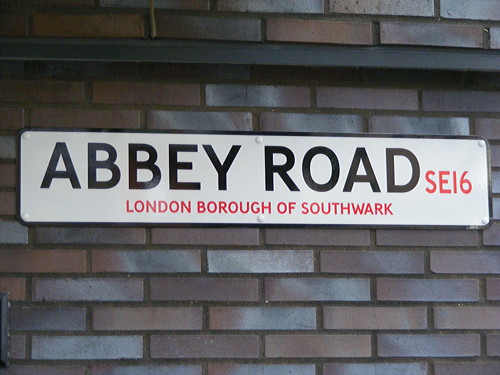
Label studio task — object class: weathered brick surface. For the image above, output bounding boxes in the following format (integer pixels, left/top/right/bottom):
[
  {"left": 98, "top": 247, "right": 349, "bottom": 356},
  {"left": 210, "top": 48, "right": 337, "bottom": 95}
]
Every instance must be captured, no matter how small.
[
  {"left": 381, "top": 23, "right": 483, "bottom": 48},
  {"left": 151, "top": 335, "right": 259, "bottom": 358},
  {"left": 156, "top": 16, "right": 260, "bottom": 41},
  {"left": 0, "top": 221, "right": 28, "bottom": 244},
  {"left": 208, "top": 365, "right": 315, "bottom": 375},
  {"left": 0, "top": 191, "right": 16, "bottom": 215},
  {"left": 266, "top": 228, "right": 370, "bottom": 246},
  {"left": 434, "top": 307, "right": 500, "bottom": 329},
  {"left": 10, "top": 307, "right": 86, "bottom": 331},
  {"left": 422, "top": 90, "right": 500, "bottom": 112},
  {"left": 490, "top": 145, "right": 500, "bottom": 167},
  {"left": 378, "top": 334, "right": 480, "bottom": 357},
  {"left": 31, "top": 109, "right": 140, "bottom": 128},
  {"left": 441, "top": 0, "right": 500, "bottom": 20},
  {"left": 431, "top": 251, "right": 500, "bottom": 274},
  {"left": 0, "top": 366, "right": 84, "bottom": 375},
  {"left": 377, "top": 279, "right": 479, "bottom": 301},
  {"left": 152, "top": 228, "right": 259, "bottom": 245},
  {"left": 0, "top": 80, "right": 84, "bottom": 103},
  {"left": 324, "top": 363, "right": 428, "bottom": 375},
  {"left": 92, "top": 366, "right": 202, "bottom": 375},
  {"left": 36, "top": 227, "right": 146, "bottom": 244},
  {"left": 148, "top": 111, "right": 252, "bottom": 131},
  {"left": 0, "top": 250, "right": 86, "bottom": 273},
  {"left": 265, "top": 335, "right": 371, "bottom": 357},
  {"left": 324, "top": 307, "right": 427, "bottom": 330},
  {"left": 377, "top": 229, "right": 478, "bottom": 246},
  {"left": 0, "top": 136, "right": 15, "bottom": 158},
  {"left": 260, "top": 113, "right": 364, "bottom": 133},
  {"left": 331, "top": 0, "right": 434, "bottom": 16},
  {"left": 101, "top": 0, "right": 209, "bottom": 9},
  {"left": 217, "top": 0, "right": 323, "bottom": 13},
  {"left": 369, "top": 116, "right": 469, "bottom": 135},
  {"left": 0, "top": 278, "right": 25, "bottom": 301},
  {"left": 267, "top": 19, "right": 373, "bottom": 45},
  {"left": 0, "top": 108, "right": 24, "bottom": 129},
  {"left": 476, "top": 118, "right": 500, "bottom": 139},
  {"left": 33, "top": 14, "right": 144, "bottom": 38},
  {"left": 491, "top": 28, "right": 500, "bottom": 49},
  {"left": 486, "top": 279, "right": 500, "bottom": 300},
  {"left": 209, "top": 307, "right": 316, "bottom": 330},
  {"left": 483, "top": 224, "right": 500, "bottom": 245},
  {"left": 435, "top": 362, "right": 500, "bottom": 375},
  {"left": 0, "top": 164, "right": 16, "bottom": 187},
  {"left": 9, "top": 336, "right": 25, "bottom": 360},
  {"left": 0, "top": 15, "right": 27, "bottom": 36},
  {"left": 487, "top": 335, "right": 500, "bottom": 356}
]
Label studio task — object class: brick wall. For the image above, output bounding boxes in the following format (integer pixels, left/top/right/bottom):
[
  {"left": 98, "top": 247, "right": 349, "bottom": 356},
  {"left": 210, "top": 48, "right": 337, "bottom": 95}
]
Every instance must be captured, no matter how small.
[{"left": 0, "top": 1, "right": 499, "bottom": 375}]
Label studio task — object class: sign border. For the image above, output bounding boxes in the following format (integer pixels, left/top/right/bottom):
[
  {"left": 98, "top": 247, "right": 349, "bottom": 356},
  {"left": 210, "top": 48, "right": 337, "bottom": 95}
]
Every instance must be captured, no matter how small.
[{"left": 17, "top": 128, "right": 493, "bottom": 230}]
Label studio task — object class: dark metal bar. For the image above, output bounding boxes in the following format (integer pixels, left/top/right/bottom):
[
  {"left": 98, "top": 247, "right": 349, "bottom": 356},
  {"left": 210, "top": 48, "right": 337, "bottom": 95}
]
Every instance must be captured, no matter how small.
[{"left": 0, "top": 37, "right": 499, "bottom": 71}]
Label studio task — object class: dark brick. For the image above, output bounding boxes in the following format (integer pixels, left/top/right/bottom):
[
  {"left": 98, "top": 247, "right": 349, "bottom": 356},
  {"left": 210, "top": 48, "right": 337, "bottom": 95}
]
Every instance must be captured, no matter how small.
[
  {"left": 151, "top": 228, "right": 259, "bottom": 245},
  {"left": 267, "top": 19, "right": 373, "bottom": 45},
  {"left": 266, "top": 228, "right": 370, "bottom": 246},
  {"left": 156, "top": 16, "right": 260, "bottom": 41},
  {"left": 0, "top": 164, "right": 15, "bottom": 187},
  {"left": 331, "top": 0, "right": 434, "bottom": 16},
  {"left": 217, "top": 0, "right": 323, "bottom": 13},
  {"left": 377, "top": 278, "right": 479, "bottom": 302},
  {"left": 33, "top": 278, "right": 143, "bottom": 301},
  {"left": 377, "top": 229, "right": 478, "bottom": 247},
  {"left": 0, "top": 15, "right": 27, "bottom": 36},
  {"left": 10, "top": 335, "right": 25, "bottom": 360},
  {"left": 93, "top": 82, "right": 200, "bottom": 105},
  {"left": 0, "top": 80, "right": 84, "bottom": 103},
  {"left": 483, "top": 224, "right": 500, "bottom": 245},
  {"left": 32, "top": 336, "right": 143, "bottom": 360},
  {"left": 266, "top": 278, "right": 370, "bottom": 301},
  {"left": 208, "top": 365, "right": 315, "bottom": 375},
  {"left": 476, "top": 118, "right": 500, "bottom": 139},
  {"left": 265, "top": 335, "right": 371, "bottom": 358},
  {"left": 0, "top": 136, "right": 16, "bottom": 158},
  {"left": 493, "top": 172, "right": 500, "bottom": 193},
  {"left": 492, "top": 28, "right": 500, "bottom": 49},
  {"left": 92, "top": 250, "right": 201, "bottom": 273},
  {"left": 36, "top": 227, "right": 146, "bottom": 244},
  {"left": 208, "top": 250, "right": 313, "bottom": 273},
  {"left": 434, "top": 307, "right": 500, "bottom": 329},
  {"left": 260, "top": 112, "right": 363, "bottom": 133},
  {"left": 324, "top": 363, "right": 428, "bottom": 375},
  {"left": 321, "top": 251, "right": 424, "bottom": 274},
  {"left": 486, "top": 279, "right": 500, "bottom": 300},
  {"left": 381, "top": 23, "right": 483, "bottom": 48},
  {"left": 141, "top": 63, "right": 251, "bottom": 80},
  {"left": 0, "top": 108, "right": 24, "bottom": 129},
  {"left": 490, "top": 146, "right": 500, "bottom": 167},
  {"left": 92, "top": 366, "right": 201, "bottom": 375},
  {"left": 148, "top": 111, "right": 252, "bottom": 131},
  {"left": 0, "top": 366, "right": 84, "bottom": 375},
  {"left": 31, "top": 109, "right": 140, "bottom": 128},
  {"left": 431, "top": 251, "right": 500, "bottom": 274},
  {"left": 151, "top": 278, "right": 258, "bottom": 301},
  {"left": 253, "top": 66, "right": 358, "bottom": 83},
  {"left": 93, "top": 307, "right": 202, "bottom": 330},
  {"left": 487, "top": 335, "right": 500, "bottom": 356},
  {"left": 0, "top": 191, "right": 16, "bottom": 215},
  {"left": 33, "top": 14, "right": 144, "bottom": 38},
  {"left": 441, "top": 0, "right": 500, "bottom": 20},
  {"left": 10, "top": 307, "right": 86, "bottom": 331},
  {"left": 422, "top": 90, "right": 500, "bottom": 112},
  {"left": 206, "top": 85, "right": 310, "bottom": 108},
  {"left": 0, "top": 250, "right": 86, "bottom": 273},
  {"left": 0, "top": 278, "right": 25, "bottom": 301},
  {"left": 101, "top": 0, "right": 209, "bottom": 9},
  {"left": 317, "top": 87, "right": 418, "bottom": 110},
  {"left": 435, "top": 363, "right": 500, "bottom": 375},
  {"left": 0, "top": 222, "right": 28, "bottom": 244},
  {"left": 369, "top": 116, "right": 469, "bottom": 135},
  {"left": 209, "top": 307, "right": 316, "bottom": 330},
  {"left": 324, "top": 307, "right": 427, "bottom": 330},
  {"left": 378, "top": 334, "right": 480, "bottom": 357},
  {"left": 151, "top": 335, "right": 259, "bottom": 358}
]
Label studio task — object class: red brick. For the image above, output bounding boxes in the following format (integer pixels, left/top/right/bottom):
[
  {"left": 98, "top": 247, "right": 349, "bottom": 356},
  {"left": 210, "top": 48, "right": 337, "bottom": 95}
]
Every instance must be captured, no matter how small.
[
  {"left": 0, "top": 366, "right": 84, "bottom": 375},
  {"left": 31, "top": 109, "right": 140, "bottom": 128},
  {"left": 267, "top": 19, "right": 373, "bottom": 45},
  {"left": 0, "top": 80, "right": 84, "bottom": 103},
  {"left": 151, "top": 335, "right": 259, "bottom": 358},
  {"left": 0, "top": 108, "right": 24, "bottom": 129},
  {"left": 151, "top": 277, "right": 258, "bottom": 301},
  {"left": 92, "top": 366, "right": 201, "bottom": 375},
  {"left": 209, "top": 307, "right": 316, "bottom": 330},
  {"left": 33, "top": 278, "right": 143, "bottom": 301},
  {"left": 92, "top": 250, "right": 201, "bottom": 273},
  {"left": 431, "top": 251, "right": 500, "bottom": 274},
  {"left": 33, "top": 14, "right": 144, "bottom": 38},
  {"left": 152, "top": 228, "right": 259, "bottom": 245},
  {"left": 0, "top": 278, "right": 25, "bottom": 300},
  {"left": 486, "top": 279, "right": 500, "bottom": 300},
  {"left": 206, "top": 84, "right": 310, "bottom": 108},
  {"left": 156, "top": 15, "right": 260, "bottom": 41},
  {"left": 317, "top": 87, "right": 418, "bottom": 110},
  {"left": 266, "top": 278, "right": 370, "bottom": 301},
  {"left": 476, "top": 118, "right": 500, "bottom": 139},
  {"left": 93, "top": 82, "right": 200, "bottom": 105},
  {"left": 265, "top": 335, "right": 371, "bottom": 358},
  {"left": 10, "top": 307, "right": 86, "bottom": 331},
  {"left": 324, "top": 307, "right": 427, "bottom": 330},
  {"left": 378, "top": 334, "right": 480, "bottom": 357},
  {"left": 377, "top": 229, "right": 479, "bottom": 247},
  {"left": 441, "top": 0, "right": 500, "bottom": 20},
  {"left": 209, "top": 365, "right": 315, "bottom": 375},
  {"left": 435, "top": 363, "right": 500, "bottom": 375},
  {"left": 93, "top": 307, "right": 202, "bottom": 330},
  {"left": 377, "top": 278, "right": 479, "bottom": 302},
  {"left": 101, "top": 0, "right": 208, "bottom": 9},
  {"left": 148, "top": 111, "right": 252, "bottom": 131},
  {"left": 260, "top": 112, "right": 363, "bottom": 133},
  {"left": 36, "top": 227, "right": 146, "bottom": 244},
  {"left": 217, "top": 0, "right": 323, "bottom": 13},
  {"left": 381, "top": 23, "right": 483, "bottom": 48},
  {"left": 487, "top": 335, "right": 500, "bottom": 356},
  {"left": 10, "top": 335, "right": 25, "bottom": 360},
  {"left": 0, "top": 164, "right": 15, "bottom": 187},
  {"left": 324, "top": 363, "right": 428, "bottom": 375},
  {"left": 0, "top": 250, "right": 85, "bottom": 273},
  {"left": 0, "top": 15, "right": 27, "bottom": 36},
  {"left": 266, "top": 228, "right": 370, "bottom": 246},
  {"left": 0, "top": 191, "right": 15, "bottom": 215},
  {"left": 331, "top": 0, "right": 434, "bottom": 16},
  {"left": 434, "top": 307, "right": 500, "bottom": 329},
  {"left": 32, "top": 336, "right": 143, "bottom": 359},
  {"left": 423, "top": 90, "right": 500, "bottom": 112},
  {"left": 321, "top": 251, "right": 424, "bottom": 274}
]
